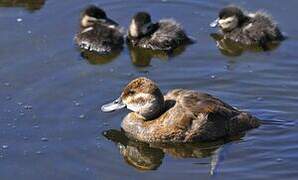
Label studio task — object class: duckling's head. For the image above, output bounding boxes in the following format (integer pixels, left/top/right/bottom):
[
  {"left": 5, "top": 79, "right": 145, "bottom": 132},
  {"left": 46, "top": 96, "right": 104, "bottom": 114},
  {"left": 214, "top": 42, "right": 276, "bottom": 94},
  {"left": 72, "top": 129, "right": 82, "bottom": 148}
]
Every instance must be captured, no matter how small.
[
  {"left": 81, "top": 5, "right": 107, "bottom": 27},
  {"left": 101, "top": 77, "right": 165, "bottom": 120},
  {"left": 129, "top": 12, "right": 157, "bottom": 38},
  {"left": 210, "top": 6, "right": 247, "bottom": 32}
]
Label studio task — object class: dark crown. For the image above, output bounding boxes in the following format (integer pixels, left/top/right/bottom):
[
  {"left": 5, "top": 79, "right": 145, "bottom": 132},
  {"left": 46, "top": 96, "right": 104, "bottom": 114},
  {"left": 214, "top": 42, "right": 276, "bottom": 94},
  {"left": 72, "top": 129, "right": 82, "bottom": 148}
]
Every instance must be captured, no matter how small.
[
  {"left": 219, "top": 6, "right": 244, "bottom": 19},
  {"left": 133, "top": 12, "right": 152, "bottom": 24},
  {"left": 84, "top": 5, "right": 107, "bottom": 19}
]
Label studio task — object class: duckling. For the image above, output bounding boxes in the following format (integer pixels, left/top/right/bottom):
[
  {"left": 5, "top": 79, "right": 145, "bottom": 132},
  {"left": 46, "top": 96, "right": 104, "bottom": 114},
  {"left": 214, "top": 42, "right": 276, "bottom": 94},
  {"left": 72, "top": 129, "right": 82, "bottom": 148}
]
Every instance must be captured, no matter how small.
[
  {"left": 210, "top": 6, "right": 284, "bottom": 48},
  {"left": 75, "top": 5, "right": 124, "bottom": 54},
  {"left": 127, "top": 12, "right": 193, "bottom": 51},
  {"left": 101, "top": 77, "right": 260, "bottom": 143}
]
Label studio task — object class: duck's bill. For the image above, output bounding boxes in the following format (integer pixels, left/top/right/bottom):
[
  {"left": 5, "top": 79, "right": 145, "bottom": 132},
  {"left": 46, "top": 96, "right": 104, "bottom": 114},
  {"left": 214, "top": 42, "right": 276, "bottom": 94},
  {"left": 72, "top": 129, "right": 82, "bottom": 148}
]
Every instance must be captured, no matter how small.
[
  {"left": 210, "top": 18, "right": 219, "bottom": 28},
  {"left": 101, "top": 98, "right": 126, "bottom": 112}
]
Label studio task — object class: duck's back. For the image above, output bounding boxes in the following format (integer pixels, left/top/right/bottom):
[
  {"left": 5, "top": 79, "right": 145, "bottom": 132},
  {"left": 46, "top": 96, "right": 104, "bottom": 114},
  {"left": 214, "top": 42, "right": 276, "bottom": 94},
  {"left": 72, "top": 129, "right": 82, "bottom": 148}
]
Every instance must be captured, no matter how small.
[
  {"left": 225, "top": 12, "right": 283, "bottom": 46},
  {"left": 138, "top": 19, "right": 191, "bottom": 51},
  {"left": 165, "top": 89, "right": 260, "bottom": 142},
  {"left": 75, "top": 23, "right": 124, "bottom": 54}
]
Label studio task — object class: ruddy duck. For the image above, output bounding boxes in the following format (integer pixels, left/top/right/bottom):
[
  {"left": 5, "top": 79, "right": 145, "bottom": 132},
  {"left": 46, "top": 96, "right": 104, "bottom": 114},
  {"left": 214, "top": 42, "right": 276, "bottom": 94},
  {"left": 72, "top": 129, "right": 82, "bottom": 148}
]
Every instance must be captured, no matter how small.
[
  {"left": 75, "top": 5, "right": 124, "bottom": 54},
  {"left": 210, "top": 6, "right": 284, "bottom": 48},
  {"left": 127, "top": 12, "right": 193, "bottom": 51},
  {"left": 101, "top": 77, "right": 260, "bottom": 143}
]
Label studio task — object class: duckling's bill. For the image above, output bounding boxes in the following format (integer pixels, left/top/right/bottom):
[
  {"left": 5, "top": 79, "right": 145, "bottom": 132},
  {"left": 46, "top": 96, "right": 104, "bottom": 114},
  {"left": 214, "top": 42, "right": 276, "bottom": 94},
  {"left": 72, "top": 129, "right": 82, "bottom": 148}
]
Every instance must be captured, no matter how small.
[
  {"left": 210, "top": 18, "right": 219, "bottom": 28},
  {"left": 101, "top": 98, "right": 126, "bottom": 112}
]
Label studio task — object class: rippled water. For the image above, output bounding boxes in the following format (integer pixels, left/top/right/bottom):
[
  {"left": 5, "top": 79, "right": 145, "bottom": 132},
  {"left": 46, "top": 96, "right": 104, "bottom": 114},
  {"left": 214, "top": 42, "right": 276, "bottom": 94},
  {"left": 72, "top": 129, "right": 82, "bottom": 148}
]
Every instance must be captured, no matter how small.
[{"left": 1, "top": 0, "right": 298, "bottom": 179}]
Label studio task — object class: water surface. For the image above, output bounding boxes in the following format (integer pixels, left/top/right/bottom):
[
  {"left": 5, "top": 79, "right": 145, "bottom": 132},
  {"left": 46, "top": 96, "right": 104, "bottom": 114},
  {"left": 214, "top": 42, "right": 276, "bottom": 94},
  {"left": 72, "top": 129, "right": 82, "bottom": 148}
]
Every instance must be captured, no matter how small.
[{"left": 1, "top": 0, "right": 298, "bottom": 179}]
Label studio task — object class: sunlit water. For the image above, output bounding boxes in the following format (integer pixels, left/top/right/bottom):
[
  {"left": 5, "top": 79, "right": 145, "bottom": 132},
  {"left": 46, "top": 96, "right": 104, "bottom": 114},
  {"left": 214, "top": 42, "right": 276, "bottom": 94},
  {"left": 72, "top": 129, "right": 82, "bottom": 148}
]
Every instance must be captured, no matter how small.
[{"left": 1, "top": 0, "right": 298, "bottom": 179}]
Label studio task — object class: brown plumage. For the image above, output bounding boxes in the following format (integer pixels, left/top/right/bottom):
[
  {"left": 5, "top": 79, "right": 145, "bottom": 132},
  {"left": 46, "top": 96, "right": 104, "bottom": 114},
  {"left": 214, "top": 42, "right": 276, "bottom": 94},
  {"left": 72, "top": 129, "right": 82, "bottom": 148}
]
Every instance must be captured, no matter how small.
[{"left": 102, "top": 77, "right": 260, "bottom": 143}]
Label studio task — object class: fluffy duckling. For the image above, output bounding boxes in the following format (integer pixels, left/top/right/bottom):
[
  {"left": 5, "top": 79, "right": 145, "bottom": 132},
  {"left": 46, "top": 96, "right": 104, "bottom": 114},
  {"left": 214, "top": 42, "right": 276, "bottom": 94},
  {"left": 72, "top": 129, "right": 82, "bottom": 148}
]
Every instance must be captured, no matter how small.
[
  {"left": 210, "top": 6, "right": 284, "bottom": 48},
  {"left": 75, "top": 5, "right": 124, "bottom": 54},
  {"left": 101, "top": 77, "right": 260, "bottom": 143},
  {"left": 127, "top": 12, "right": 193, "bottom": 51}
]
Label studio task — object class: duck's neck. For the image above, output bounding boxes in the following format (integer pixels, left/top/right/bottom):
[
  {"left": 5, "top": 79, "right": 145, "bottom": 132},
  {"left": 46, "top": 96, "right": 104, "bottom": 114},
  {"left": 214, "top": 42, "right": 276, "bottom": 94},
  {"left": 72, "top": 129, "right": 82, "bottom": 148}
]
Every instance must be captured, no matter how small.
[
  {"left": 238, "top": 15, "right": 250, "bottom": 28},
  {"left": 141, "top": 99, "right": 165, "bottom": 121},
  {"left": 145, "top": 23, "right": 159, "bottom": 36}
]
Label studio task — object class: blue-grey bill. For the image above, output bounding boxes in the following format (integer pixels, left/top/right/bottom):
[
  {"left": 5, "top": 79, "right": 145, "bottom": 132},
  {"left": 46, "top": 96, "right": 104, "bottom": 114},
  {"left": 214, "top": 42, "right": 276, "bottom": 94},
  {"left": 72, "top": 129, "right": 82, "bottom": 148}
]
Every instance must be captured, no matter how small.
[
  {"left": 101, "top": 98, "right": 126, "bottom": 112},
  {"left": 210, "top": 18, "right": 219, "bottom": 28}
]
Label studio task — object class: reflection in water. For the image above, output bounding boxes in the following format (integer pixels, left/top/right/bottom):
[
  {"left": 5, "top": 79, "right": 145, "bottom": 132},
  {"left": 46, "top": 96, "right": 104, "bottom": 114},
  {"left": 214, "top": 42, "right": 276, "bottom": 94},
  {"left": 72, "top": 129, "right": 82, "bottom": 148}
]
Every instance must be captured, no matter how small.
[
  {"left": 80, "top": 49, "right": 122, "bottom": 65},
  {"left": 128, "top": 44, "right": 188, "bottom": 67},
  {"left": 0, "top": 0, "right": 45, "bottom": 11},
  {"left": 103, "top": 129, "right": 244, "bottom": 173},
  {"left": 210, "top": 33, "right": 280, "bottom": 57}
]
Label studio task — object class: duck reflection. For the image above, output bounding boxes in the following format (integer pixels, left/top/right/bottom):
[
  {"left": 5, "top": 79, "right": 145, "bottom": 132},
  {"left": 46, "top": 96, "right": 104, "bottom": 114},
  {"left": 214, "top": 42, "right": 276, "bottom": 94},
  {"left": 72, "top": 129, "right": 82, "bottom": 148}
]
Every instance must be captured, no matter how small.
[
  {"left": 210, "top": 33, "right": 280, "bottom": 57},
  {"left": 128, "top": 44, "right": 188, "bottom": 67},
  {"left": 0, "top": 0, "right": 45, "bottom": 11},
  {"left": 103, "top": 129, "right": 243, "bottom": 172},
  {"left": 80, "top": 49, "right": 122, "bottom": 65}
]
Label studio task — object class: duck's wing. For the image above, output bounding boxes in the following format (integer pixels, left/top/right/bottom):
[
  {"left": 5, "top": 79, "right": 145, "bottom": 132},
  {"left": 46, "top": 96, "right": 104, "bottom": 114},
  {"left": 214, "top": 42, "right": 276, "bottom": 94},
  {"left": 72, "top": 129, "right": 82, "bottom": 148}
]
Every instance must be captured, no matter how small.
[
  {"left": 165, "top": 89, "right": 236, "bottom": 112},
  {"left": 166, "top": 90, "right": 260, "bottom": 141},
  {"left": 75, "top": 24, "right": 124, "bottom": 54},
  {"left": 165, "top": 89, "right": 238, "bottom": 127},
  {"left": 179, "top": 90, "right": 238, "bottom": 116}
]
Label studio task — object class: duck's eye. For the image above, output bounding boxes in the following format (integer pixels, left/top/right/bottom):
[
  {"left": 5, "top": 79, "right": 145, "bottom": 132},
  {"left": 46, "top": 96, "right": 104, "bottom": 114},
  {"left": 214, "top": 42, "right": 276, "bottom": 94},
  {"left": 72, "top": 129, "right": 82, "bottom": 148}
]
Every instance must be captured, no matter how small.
[{"left": 128, "top": 90, "right": 135, "bottom": 95}]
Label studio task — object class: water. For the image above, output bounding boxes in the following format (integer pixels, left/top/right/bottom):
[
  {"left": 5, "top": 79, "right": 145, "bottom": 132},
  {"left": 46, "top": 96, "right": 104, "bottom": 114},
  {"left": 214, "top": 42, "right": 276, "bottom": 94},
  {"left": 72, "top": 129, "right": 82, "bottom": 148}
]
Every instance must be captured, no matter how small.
[{"left": 1, "top": 0, "right": 298, "bottom": 179}]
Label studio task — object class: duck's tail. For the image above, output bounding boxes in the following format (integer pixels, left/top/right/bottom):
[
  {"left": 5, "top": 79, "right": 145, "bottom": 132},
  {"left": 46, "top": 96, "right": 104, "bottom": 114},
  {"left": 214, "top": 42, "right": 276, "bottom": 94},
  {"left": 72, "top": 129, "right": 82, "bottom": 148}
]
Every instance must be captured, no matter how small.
[{"left": 228, "top": 112, "right": 260, "bottom": 136}]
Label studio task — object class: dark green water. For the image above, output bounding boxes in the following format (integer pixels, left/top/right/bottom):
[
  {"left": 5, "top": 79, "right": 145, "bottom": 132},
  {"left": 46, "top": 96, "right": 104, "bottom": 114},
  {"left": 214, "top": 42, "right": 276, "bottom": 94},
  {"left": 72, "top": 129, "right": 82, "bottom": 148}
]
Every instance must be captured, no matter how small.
[{"left": 1, "top": 0, "right": 298, "bottom": 179}]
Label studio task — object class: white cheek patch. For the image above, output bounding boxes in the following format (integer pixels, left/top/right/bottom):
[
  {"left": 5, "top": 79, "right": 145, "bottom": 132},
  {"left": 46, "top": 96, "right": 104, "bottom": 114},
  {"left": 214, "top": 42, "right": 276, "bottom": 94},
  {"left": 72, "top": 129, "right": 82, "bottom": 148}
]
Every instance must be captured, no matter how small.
[
  {"left": 124, "top": 93, "right": 153, "bottom": 112},
  {"left": 126, "top": 101, "right": 153, "bottom": 112},
  {"left": 130, "top": 20, "right": 153, "bottom": 37},
  {"left": 81, "top": 16, "right": 90, "bottom": 27},
  {"left": 81, "top": 15, "right": 99, "bottom": 27},
  {"left": 129, "top": 20, "right": 138, "bottom": 37},
  {"left": 88, "top": 16, "right": 100, "bottom": 22},
  {"left": 127, "top": 103, "right": 142, "bottom": 112},
  {"left": 218, "top": 16, "right": 238, "bottom": 30}
]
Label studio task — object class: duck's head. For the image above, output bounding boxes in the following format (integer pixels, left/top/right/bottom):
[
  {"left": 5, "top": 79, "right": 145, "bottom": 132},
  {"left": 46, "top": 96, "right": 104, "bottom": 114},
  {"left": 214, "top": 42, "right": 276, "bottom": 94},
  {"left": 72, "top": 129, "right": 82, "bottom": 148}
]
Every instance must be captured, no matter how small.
[
  {"left": 210, "top": 6, "right": 247, "bottom": 32},
  {"left": 129, "top": 12, "right": 158, "bottom": 38},
  {"left": 81, "top": 5, "right": 107, "bottom": 27},
  {"left": 101, "top": 77, "right": 165, "bottom": 120}
]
